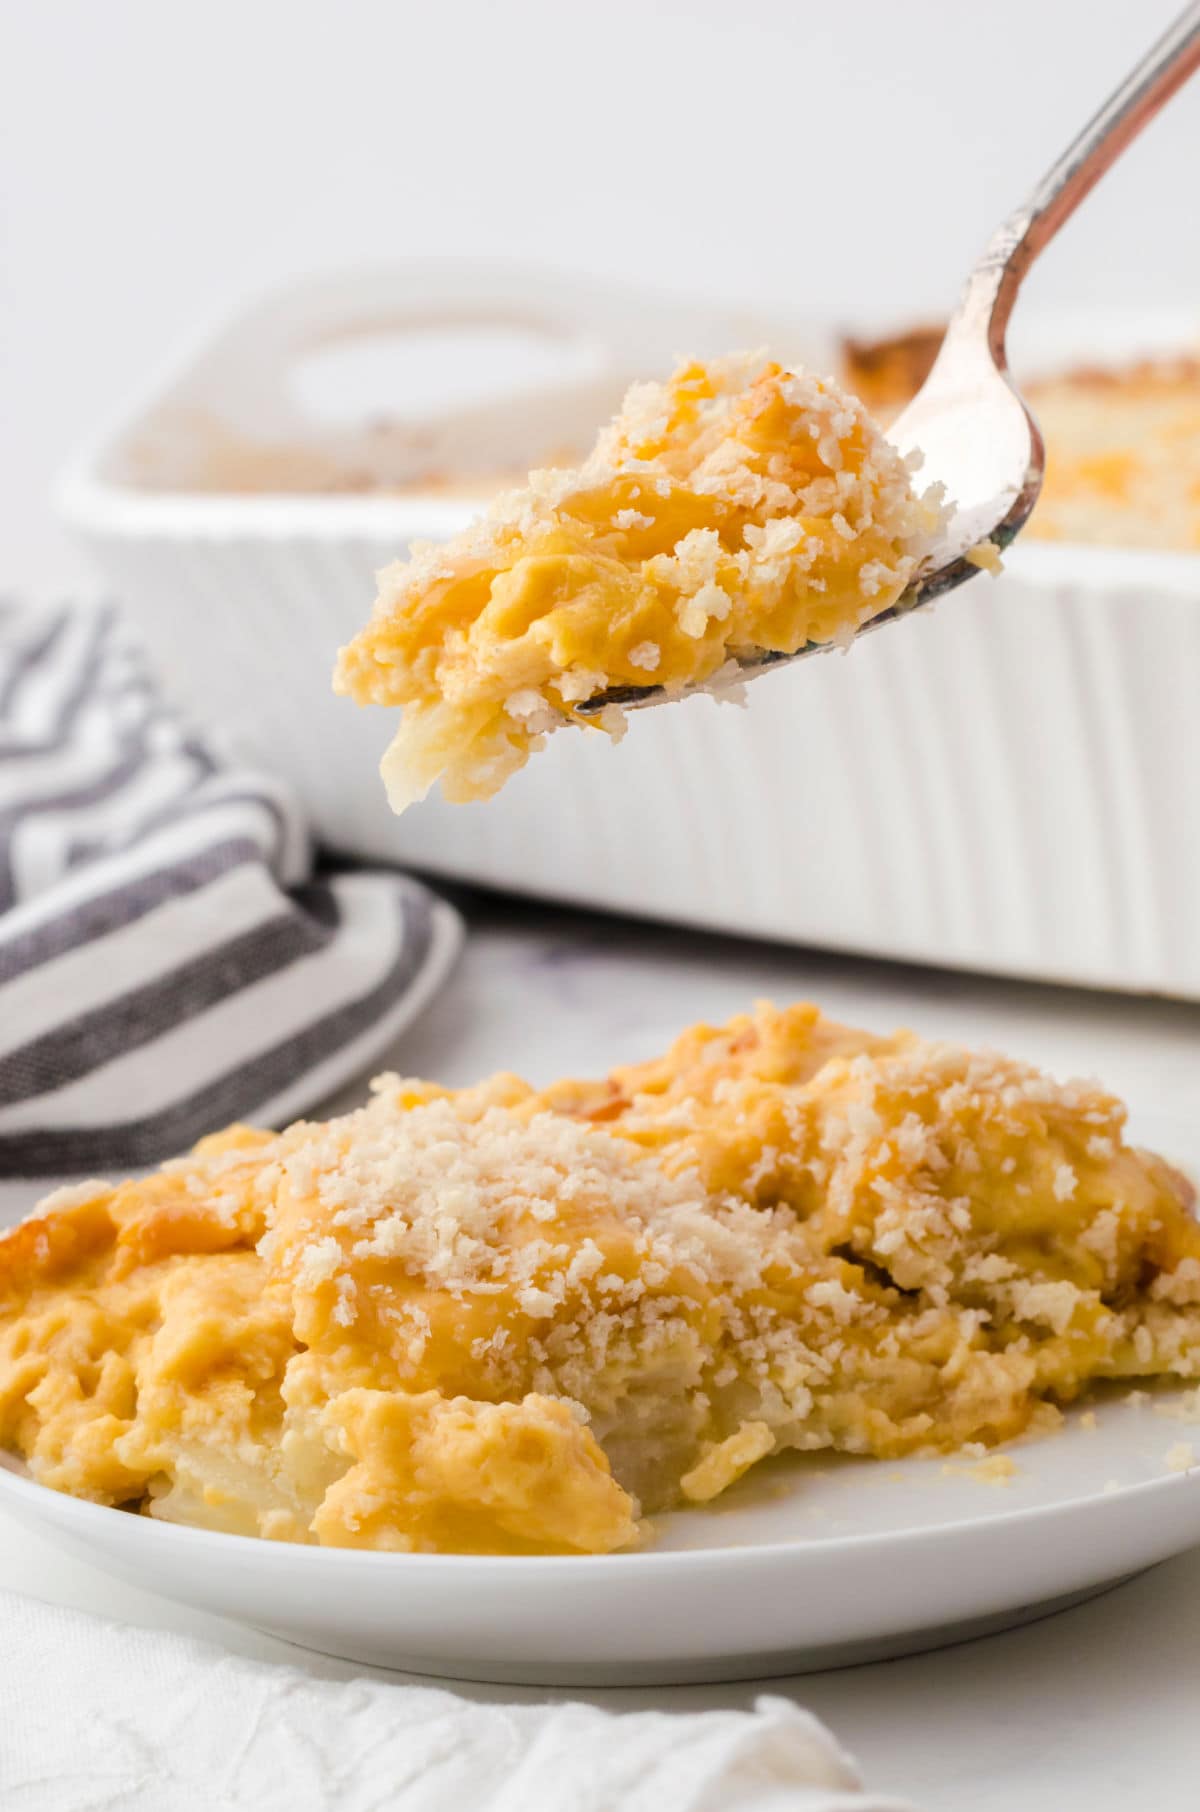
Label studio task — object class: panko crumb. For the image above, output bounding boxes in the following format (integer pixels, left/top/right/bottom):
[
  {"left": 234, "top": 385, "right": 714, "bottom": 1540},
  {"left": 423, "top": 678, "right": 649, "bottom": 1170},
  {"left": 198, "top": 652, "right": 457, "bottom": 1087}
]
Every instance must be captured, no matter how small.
[
  {"left": 1163, "top": 1441, "right": 1196, "bottom": 1474},
  {"left": 965, "top": 539, "right": 1004, "bottom": 574},
  {"left": 628, "top": 640, "right": 660, "bottom": 672},
  {"left": 942, "top": 1454, "right": 1017, "bottom": 1486}
]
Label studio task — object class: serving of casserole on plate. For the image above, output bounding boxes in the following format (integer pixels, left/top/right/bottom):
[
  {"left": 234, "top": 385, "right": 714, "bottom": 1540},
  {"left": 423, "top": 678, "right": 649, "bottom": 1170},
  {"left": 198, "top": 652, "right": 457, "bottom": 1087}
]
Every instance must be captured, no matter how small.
[
  {"left": 3, "top": 999, "right": 1200, "bottom": 1679},
  {"left": 4, "top": 999, "right": 1199, "bottom": 1552}
]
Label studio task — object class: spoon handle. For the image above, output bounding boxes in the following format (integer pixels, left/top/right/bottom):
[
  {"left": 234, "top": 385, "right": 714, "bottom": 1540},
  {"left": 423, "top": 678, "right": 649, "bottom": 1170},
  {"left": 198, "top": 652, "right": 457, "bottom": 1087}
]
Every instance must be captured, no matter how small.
[{"left": 956, "top": 2, "right": 1200, "bottom": 359}]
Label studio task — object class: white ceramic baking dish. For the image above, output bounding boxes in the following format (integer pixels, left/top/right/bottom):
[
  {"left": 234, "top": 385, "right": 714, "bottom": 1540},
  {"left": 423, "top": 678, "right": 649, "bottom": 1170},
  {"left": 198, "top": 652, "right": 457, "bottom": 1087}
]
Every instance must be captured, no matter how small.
[{"left": 57, "top": 268, "right": 1200, "bottom": 997}]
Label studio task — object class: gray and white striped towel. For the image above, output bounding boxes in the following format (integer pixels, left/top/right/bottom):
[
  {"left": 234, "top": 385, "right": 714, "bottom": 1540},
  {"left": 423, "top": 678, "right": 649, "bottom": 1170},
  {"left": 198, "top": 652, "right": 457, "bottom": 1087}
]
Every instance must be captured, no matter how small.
[{"left": 0, "top": 600, "right": 461, "bottom": 1218}]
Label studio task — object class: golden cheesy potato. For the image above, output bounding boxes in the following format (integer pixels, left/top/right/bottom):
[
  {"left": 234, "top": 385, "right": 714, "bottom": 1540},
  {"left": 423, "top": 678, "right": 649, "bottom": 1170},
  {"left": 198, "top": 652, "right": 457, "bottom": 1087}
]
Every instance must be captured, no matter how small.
[
  {"left": 334, "top": 355, "right": 948, "bottom": 809},
  {"left": 2, "top": 1002, "right": 1199, "bottom": 1555}
]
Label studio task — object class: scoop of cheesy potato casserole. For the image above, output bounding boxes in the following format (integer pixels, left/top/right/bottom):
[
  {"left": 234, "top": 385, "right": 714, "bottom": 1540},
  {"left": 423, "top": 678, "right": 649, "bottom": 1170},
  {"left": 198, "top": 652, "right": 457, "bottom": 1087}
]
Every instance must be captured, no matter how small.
[
  {"left": 2, "top": 1002, "right": 1198, "bottom": 1556},
  {"left": 335, "top": 355, "right": 948, "bottom": 809}
]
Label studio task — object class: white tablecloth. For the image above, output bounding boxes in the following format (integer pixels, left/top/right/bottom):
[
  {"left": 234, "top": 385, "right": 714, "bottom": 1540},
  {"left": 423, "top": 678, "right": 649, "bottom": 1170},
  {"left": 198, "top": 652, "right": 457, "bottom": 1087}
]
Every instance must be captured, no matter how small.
[{"left": 0, "top": 1588, "right": 911, "bottom": 1811}]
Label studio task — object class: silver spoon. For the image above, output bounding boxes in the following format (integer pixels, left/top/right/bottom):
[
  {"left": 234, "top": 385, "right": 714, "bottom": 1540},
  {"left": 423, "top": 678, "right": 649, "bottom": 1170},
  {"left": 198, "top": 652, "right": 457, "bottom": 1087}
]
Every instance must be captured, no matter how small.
[{"left": 582, "top": 3, "right": 1200, "bottom": 717}]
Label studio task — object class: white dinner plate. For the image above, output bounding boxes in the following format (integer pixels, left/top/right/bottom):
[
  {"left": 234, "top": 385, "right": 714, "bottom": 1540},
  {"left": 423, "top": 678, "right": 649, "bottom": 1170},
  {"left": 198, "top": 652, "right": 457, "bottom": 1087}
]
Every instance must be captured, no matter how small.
[
  {"left": 2, "top": 1110, "right": 1199, "bottom": 1686},
  {"left": 1, "top": 1398, "right": 1199, "bottom": 1685}
]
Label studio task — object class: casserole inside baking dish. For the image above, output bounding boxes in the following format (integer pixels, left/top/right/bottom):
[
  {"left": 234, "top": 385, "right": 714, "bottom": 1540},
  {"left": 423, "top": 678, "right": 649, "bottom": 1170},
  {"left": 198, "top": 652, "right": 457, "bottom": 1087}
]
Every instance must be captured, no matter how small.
[{"left": 843, "top": 323, "right": 1200, "bottom": 553}]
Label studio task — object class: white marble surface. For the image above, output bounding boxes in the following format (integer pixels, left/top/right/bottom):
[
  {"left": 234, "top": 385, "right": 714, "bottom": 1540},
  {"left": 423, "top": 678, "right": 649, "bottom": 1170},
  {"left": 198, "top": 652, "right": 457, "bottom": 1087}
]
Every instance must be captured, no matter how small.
[{"left": 4, "top": 894, "right": 1200, "bottom": 1810}]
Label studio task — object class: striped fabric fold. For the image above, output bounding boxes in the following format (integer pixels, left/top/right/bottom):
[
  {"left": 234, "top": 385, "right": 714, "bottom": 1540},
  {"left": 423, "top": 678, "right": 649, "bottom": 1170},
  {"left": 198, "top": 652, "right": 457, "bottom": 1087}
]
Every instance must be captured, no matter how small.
[{"left": 0, "top": 601, "right": 461, "bottom": 1214}]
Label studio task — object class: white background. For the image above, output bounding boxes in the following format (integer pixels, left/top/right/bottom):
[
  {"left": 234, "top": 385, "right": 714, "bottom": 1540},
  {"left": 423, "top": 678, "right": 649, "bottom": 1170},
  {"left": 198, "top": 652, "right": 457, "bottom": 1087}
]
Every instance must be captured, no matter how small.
[{"left": 2, "top": 0, "right": 1197, "bottom": 595}]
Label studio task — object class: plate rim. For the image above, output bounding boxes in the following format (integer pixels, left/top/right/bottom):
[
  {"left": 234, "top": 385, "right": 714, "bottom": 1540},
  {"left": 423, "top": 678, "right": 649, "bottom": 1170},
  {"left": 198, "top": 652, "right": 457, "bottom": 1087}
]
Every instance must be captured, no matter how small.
[{"left": 2, "top": 1416, "right": 1197, "bottom": 1576}]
